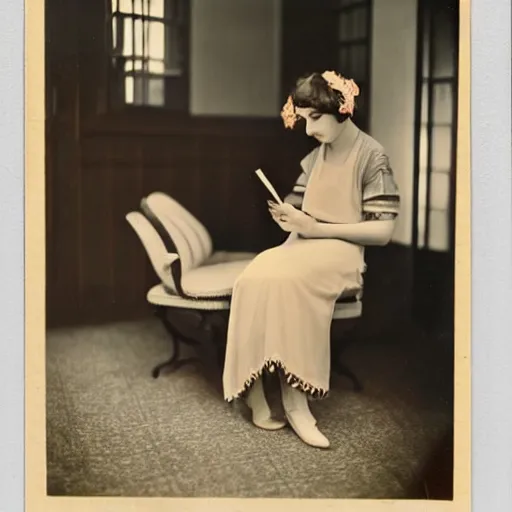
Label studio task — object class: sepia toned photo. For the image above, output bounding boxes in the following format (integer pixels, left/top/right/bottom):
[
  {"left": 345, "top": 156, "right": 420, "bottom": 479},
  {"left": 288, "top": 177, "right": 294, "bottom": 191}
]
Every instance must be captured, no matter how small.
[{"left": 25, "top": 0, "right": 471, "bottom": 509}]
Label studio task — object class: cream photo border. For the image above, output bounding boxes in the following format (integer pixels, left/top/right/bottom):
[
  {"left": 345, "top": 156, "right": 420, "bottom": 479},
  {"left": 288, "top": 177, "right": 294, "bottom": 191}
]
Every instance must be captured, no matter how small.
[{"left": 24, "top": 0, "right": 472, "bottom": 510}]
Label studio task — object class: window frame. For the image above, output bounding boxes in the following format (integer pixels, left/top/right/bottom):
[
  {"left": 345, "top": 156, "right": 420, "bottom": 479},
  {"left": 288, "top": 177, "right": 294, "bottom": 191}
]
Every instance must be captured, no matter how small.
[
  {"left": 412, "top": 0, "right": 459, "bottom": 254},
  {"left": 105, "top": 0, "right": 191, "bottom": 113},
  {"left": 335, "top": 0, "right": 373, "bottom": 132}
]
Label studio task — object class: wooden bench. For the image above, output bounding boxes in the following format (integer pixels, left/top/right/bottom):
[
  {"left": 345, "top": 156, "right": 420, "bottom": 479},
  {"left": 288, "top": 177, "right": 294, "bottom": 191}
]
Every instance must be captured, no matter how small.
[{"left": 126, "top": 191, "right": 363, "bottom": 391}]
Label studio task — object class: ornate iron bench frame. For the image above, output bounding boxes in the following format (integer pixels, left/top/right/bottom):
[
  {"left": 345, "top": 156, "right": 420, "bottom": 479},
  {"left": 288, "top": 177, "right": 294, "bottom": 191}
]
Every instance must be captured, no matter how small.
[{"left": 126, "top": 192, "right": 363, "bottom": 392}]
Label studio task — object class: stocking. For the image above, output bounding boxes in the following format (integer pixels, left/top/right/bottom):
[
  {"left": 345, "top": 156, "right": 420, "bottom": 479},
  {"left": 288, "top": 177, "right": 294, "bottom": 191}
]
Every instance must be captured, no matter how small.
[
  {"left": 280, "top": 380, "right": 330, "bottom": 449},
  {"left": 246, "top": 376, "right": 286, "bottom": 431}
]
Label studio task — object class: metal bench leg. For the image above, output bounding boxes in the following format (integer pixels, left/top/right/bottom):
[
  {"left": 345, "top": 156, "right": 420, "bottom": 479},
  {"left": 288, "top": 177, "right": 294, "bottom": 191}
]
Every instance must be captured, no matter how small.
[
  {"left": 331, "top": 325, "right": 364, "bottom": 392},
  {"left": 332, "top": 359, "right": 363, "bottom": 392},
  {"left": 152, "top": 307, "right": 202, "bottom": 378},
  {"left": 211, "top": 314, "right": 228, "bottom": 372}
]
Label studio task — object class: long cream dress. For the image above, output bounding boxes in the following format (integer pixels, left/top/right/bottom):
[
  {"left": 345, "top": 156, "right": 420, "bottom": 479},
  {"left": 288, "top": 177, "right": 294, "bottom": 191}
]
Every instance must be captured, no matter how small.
[{"left": 222, "top": 120, "right": 400, "bottom": 402}]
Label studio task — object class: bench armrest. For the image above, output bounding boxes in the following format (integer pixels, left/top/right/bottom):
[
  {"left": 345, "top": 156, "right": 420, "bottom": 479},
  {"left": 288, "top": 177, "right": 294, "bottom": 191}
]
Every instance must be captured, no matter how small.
[{"left": 163, "top": 252, "right": 180, "bottom": 272}]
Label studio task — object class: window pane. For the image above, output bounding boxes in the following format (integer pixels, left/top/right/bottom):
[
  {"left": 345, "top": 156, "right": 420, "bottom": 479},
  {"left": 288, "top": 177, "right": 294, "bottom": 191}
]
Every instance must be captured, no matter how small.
[
  {"left": 432, "top": 6, "right": 457, "bottom": 78},
  {"left": 132, "top": 75, "right": 146, "bottom": 104},
  {"left": 421, "top": 82, "right": 429, "bottom": 123},
  {"left": 150, "top": 0, "right": 164, "bottom": 18},
  {"left": 428, "top": 209, "right": 450, "bottom": 251},
  {"left": 419, "top": 125, "right": 428, "bottom": 173},
  {"left": 338, "top": 13, "right": 352, "bottom": 42},
  {"left": 167, "top": 24, "right": 183, "bottom": 72},
  {"left": 339, "top": 8, "right": 367, "bottom": 42},
  {"left": 117, "top": 0, "right": 152, "bottom": 15},
  {"left": 422, "top": 11, "right": 430, "bottom": 78},
  {"left": 112, "top": 15, "right": 118, "bottom": 51},
  {"left": 134, "top": 0, "right": 144, "bottom": 14},
  {"left": 353, "top": 7, "right": 368, "bottom": 39},
  {"left": 119, "top": 0, "right": 134, "bottom": 14},
  {"left": 432, "top": 125, "right": 452, "bottom": 172},
  {"left": 418, "top": 166, "right": 428, "bottom": 210},
  {"left": 339, "top": 46, "right": 350, "bottom": 72},
  {"left": 417, "top": 165, "right": 428, "bottom": 248},
  {"left": 168, "top": 0, "right": 183, "bottom": 21},
  {"left": 125, "top": 76, "right": 134, "bottom": 103},
  {"left": 351, "top": 44, "right": 367, "bottom": 82},
  {"left": 125, "top": 60, "right": 143, "bottom": 72},
  {"left": 148, "top": 59, "right": 165, "bottom": 74},
  {"left": 147, "top": 21, "right": 165, "bottom": 61},
  {"left": 123, "top": 18, "right": 133, "bottom": 56},
  {"left": 147, "top": 77, "right": 165, "bottom": 106},
  {"left": 433, "top": 82, "right": 453, "bottom": 125},
  {"left": 417, "top": 202, "right": 427, "bottom": 249},
  {"left": 430, "top": 171, "right": 451, "bottom": 211},
  {"left": 134, "top": 18, "right": 144, "bottom": 56}
]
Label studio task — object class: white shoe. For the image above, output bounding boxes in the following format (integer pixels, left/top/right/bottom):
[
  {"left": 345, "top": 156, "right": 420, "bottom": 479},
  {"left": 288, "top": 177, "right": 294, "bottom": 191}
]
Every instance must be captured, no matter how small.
[
  {"left": 250, "top": 411, "right": 287, "bottom": 431},
  {"left": 285, "top": 411, "right": 330, "bottom": 448},
  {"left": 280, "top": 381, "right": 330, "bottom": 449},
  {"left": 246, "top": 377, "right": 287, "bottom": 431}
]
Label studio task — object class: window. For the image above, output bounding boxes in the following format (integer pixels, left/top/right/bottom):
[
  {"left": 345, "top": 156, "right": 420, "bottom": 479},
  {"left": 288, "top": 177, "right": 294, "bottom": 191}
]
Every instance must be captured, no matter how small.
[
  {"left": 336, "top": 0, "right": 372, "bottom": 131},
  {"left": 413, "top": 0, "right": 459, "bottom": 253},
  {"left": 108, "top": 0, "right": 189, "bottom": 110}
]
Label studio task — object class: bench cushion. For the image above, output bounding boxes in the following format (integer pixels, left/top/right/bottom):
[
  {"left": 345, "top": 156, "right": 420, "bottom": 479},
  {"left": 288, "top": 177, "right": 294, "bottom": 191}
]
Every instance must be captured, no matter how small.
[
  {"left": 206, "top": 251, "right": 258, "bottom": 264},
  {"left": 147, "top": 283, "right": 362, "bottom": 318},
  {"left": 181, "top": 260, "right": 253, "bottom": 298},
  {"left": 147, "top": 284, "right": 231, "bottom": 311}
]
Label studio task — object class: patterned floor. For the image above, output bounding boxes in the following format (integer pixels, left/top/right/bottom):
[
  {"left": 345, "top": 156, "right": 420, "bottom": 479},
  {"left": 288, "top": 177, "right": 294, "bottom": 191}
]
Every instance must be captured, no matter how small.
[{"left": 46, "top": 316, "right": 453, "bottom": 498}]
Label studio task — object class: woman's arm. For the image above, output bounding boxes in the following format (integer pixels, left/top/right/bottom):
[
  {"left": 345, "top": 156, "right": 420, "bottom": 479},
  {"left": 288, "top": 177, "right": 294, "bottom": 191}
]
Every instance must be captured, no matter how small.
[
  {"left": 307, "top": 218, "right": 396, "bottom": 246},
  {"left": 269, "top": 202, "right": 396, "bottom": 246}
]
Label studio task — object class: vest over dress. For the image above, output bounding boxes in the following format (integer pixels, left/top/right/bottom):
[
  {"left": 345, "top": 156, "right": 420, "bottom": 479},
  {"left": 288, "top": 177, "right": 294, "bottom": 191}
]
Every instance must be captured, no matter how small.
[{"left": 222, "top": 120, "right": 400, "bottom": 402}]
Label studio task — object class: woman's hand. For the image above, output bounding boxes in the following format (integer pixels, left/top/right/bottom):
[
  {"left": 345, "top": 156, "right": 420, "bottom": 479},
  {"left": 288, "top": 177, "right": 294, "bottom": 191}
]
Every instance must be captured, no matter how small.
[{"left": 268, "top": 201, "right": 318, "bottom": 238}]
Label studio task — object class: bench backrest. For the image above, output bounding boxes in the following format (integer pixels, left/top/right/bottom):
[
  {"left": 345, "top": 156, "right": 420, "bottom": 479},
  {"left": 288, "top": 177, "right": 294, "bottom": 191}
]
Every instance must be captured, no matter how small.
[
  {"left": 125, "top": 211, "right": 179, "bottom": 294},
  {"left": 145, "top": 192, "right": 213, "bottom": 272}
]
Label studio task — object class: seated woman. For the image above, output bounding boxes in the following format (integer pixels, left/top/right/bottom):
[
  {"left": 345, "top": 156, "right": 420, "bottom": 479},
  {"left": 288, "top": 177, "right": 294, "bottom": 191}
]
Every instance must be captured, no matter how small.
[{"left": 222, "top": 70, "right": 400, "bottom": 449}]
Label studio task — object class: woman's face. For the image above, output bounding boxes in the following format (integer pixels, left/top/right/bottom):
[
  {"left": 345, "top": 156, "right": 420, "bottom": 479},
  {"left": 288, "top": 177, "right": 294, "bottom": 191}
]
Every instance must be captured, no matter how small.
[{"left": 295, "top": 107, "right": 343, "bottom": 143}]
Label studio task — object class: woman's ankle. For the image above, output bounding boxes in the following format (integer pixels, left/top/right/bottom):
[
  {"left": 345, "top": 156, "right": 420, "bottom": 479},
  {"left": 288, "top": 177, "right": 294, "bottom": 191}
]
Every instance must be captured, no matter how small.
[
  {"left": 246, "top": 376, "right": 272, "bottom": 418},
  {"left": 280, "top": 381, "right": 316, "bottom": 420}
]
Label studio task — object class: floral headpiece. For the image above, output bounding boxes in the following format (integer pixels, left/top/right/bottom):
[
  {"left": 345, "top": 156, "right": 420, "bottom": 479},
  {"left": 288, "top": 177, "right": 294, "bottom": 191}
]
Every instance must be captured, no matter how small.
[{"left": 280, "top": 70, "right": 360, "bottom": 129}]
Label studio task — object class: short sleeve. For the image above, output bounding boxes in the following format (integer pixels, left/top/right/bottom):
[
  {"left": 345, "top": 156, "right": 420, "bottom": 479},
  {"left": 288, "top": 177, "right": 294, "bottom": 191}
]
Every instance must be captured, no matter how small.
[{"left": 362, "top": 150, "right": 400, "bottom": 219}]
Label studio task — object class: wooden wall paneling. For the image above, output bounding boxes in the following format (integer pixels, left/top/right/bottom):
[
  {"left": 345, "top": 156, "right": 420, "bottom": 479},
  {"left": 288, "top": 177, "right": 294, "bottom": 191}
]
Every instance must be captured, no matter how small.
[
  {"left": 79, "top": 156, "right": 115, "bottom": 317},
  {"left": 47, "top": 128, "right": 82, "bottom": 327},
  {"left": 193, "top": 135, "right": 233, "bottom": 251},
  {"left": 142, "top": 135, "right": 199, "bottom": 203},
  {"left": 226, "top": 136, "right": 278, "bottom": 252},
  {"left": 125, "top": 140, "right": 163, "bottom": 310},
  {"left": 138, "top": 135, "right": 201, "bottom": 294},
  {"left": 45, "top": 0, "right": 345, "bottom": 327},
  {"left": 77, "top": 0, "right": 109, "bottom": 119},
  {"left": 187, "top": 136, "right": 217, "bottom": 242},
  {"left": 107, "top": 141, "right": 148, "bottom": 314},
  {"left": 45, "top": 0, "right": 84, "bottom": 327}
]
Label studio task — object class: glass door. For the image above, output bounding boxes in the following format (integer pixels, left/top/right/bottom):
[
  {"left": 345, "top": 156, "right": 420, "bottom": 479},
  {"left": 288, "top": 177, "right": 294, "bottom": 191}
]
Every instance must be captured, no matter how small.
[{"left": 412, "top": 0, "right": 459, "bottom": 334}]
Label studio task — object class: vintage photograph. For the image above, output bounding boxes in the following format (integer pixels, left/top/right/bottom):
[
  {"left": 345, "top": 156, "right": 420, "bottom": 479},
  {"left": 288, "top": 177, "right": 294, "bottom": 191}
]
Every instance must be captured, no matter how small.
[{"left": 44, "top": 0, "right": 462, "bottom": 501}]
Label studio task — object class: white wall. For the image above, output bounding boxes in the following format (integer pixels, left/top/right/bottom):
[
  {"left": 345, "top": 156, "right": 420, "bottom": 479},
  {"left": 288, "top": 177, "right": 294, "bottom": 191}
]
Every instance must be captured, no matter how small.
[
  {"left": 190, "top": 0, "right": 419, "bottom": 244},
  {"left": 190, "top": 0, "right": 281, "bottom": 117},
  {"left": 370, "top": 0, "right": 418, "bottom": 246}
]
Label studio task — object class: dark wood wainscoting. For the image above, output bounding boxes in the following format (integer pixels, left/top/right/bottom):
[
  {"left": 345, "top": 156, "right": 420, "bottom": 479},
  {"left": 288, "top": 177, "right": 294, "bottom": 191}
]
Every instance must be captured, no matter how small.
[
  {"left": 46, "top": 115, "right": 315, "bottom": 328},
  {"left": 44, "top": 0, "right": 344, "bottom": 328}
]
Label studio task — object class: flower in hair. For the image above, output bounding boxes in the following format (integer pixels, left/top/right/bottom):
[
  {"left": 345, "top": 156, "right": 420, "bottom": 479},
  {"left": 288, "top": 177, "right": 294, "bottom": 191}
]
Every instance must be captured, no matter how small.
[
  {"left": 280, "top": 95, "right": 298, "bottom": 129},
  {"left": 321, "top": 70, "right": 360, "bottom": 116}
]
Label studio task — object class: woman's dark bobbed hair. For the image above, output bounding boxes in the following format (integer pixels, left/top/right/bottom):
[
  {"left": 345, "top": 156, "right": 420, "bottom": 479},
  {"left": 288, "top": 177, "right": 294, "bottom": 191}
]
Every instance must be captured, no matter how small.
[{"left": 290, "top": 72, "right": 354, "bottom": 123}]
